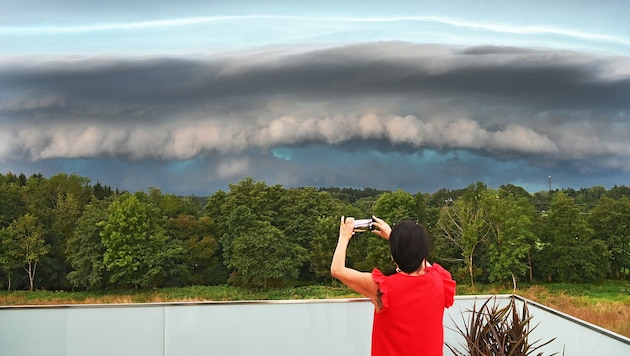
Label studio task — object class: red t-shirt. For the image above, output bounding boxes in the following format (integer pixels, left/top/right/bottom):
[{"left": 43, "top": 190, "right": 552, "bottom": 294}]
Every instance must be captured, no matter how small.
[{"left": 371, "top": 263, "right": 456, "bottom": 356}]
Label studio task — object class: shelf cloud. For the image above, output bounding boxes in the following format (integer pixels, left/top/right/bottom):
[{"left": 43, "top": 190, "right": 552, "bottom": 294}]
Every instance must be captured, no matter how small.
[{"left": 2, "top": 1, "right": 629, "bottom": 194}]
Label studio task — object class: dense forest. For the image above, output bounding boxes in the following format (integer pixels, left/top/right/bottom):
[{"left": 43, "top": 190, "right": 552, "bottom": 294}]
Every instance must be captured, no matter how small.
[{"left": 1, "top": 172, "right": 629, "bottom": 291}]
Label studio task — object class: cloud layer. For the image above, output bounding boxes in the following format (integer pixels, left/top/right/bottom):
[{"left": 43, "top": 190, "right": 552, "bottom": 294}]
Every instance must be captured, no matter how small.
[{"left": 1, "top": 42, "right": 629, "bottom": 193}]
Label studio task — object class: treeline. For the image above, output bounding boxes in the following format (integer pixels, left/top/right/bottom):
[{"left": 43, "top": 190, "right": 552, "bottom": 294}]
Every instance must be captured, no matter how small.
[{"left": 1, "top": 172, "right": 629, "bottom": 291}]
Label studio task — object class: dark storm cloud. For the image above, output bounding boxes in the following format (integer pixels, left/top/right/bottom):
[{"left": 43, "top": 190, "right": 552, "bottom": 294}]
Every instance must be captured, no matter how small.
[
  {"left": 3, "top": 43, "right": 628, "bottom": 115},
  {"left": 1, "top": 42, "right": 629, "bottom": 187}
]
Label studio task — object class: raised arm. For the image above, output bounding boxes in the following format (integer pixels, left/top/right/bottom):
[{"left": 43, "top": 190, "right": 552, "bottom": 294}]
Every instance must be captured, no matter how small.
[{"left": 330, "top": 216, "right": 379, "bottom": 300}]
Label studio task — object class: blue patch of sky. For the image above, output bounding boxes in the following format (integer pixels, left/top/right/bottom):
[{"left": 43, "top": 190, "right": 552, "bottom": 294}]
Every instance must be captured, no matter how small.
[
  {"left": 168, "top": 158, "right": 201, "bottom": 173},
  {"left": 270, "top": 147, "right": 294, "bottom": 161},
  {"left": 270, "top": 143, "right": 553, "bottom": 193},
  {"left": 3, "top": 10, "right": 629, "bottom": 56}
]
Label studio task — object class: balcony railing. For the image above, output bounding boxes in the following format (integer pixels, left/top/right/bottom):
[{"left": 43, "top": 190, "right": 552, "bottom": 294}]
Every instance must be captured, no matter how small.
[{"left": 1, "top": 294, "right": 628, "bottom": 355}]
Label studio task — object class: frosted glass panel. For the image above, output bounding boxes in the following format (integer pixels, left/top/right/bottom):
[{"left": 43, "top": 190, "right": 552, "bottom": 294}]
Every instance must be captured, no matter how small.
[
  {"left": 164, "top": 301, "right": 372, "bottom": 356},
  {"left": 1, "top": 296, "right": 628, "bottom": 356},
  {"left": 65, "top": 306, "right": 164, "bottom": 356},
  {"left": 0, "top": 308, "right": 68, "bottom": 355}
]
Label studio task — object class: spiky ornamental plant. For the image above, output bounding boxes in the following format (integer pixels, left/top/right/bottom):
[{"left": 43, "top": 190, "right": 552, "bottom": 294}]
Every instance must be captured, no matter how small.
[{"left": 447, "top": 296, "right": 562, "bottom": 356}]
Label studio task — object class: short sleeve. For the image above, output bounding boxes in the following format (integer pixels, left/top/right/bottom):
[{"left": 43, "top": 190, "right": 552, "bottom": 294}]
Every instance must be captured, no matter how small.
[
  {"left": 432, "top": 264, "right": 456, "bottom": 308},
  {"left": 372, "top": 268, "right": 389, "bottom": 310}
]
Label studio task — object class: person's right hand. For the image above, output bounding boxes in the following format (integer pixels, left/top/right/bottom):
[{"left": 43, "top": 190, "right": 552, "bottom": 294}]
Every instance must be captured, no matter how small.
[
  {"left": 370, "top": 216, "right": 392, "bottom": 240},
  {"left": 339, "top": 216, "right": 356, "bottom": 242}
]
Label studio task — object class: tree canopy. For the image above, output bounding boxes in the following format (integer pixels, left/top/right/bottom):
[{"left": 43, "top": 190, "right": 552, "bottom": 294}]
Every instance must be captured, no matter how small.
[{"left": 1, "top": 172, "right": 628, "bottom": 291}]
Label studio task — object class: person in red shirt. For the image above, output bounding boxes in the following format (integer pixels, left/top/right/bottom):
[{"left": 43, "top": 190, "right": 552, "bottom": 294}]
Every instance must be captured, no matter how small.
[{"left": 331, "top": 216, "right": 456, "bottom": 356}]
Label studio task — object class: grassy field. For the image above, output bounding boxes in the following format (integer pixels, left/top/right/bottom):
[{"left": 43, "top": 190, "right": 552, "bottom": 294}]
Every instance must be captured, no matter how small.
[
  {"left": 1, "top": 281, "right": 629, "bottom": 338},
  {"left": 459, "top": 281, "right": 630, "bottom": 338}
]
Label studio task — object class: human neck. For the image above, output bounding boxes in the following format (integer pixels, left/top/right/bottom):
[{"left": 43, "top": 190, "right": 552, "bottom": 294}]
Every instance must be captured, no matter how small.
[
  {"left": 397, "top": 260, "right": 426, "bottom": 276},
  {"left": 399, "top": 269, "right": 425, "bottom": 276}
]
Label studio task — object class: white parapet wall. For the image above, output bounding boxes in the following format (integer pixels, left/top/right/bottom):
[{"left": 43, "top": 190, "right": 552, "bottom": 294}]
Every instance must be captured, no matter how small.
[{"left": 0, "top": 295, "right": 628, "bottom": 356}]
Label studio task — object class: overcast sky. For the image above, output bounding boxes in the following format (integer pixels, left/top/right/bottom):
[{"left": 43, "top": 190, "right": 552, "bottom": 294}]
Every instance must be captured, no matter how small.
[{"left": 1, "top": 0, "right": 629, "bottom": 195}]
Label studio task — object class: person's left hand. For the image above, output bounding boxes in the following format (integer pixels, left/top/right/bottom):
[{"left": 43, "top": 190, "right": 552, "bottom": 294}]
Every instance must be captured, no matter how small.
[{"left": 370, "top": 216, "right": 392, "bottom": 240}]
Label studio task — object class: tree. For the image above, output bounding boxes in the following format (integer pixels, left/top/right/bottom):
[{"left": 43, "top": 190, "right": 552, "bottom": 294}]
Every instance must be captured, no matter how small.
[
  {"left": 212, "top": 178, "right": 282, "bottom": 235},
  {"left": 166, "top": 214, "right": 221, "bottom": 285},
  {"left": 100, "top": 193, "right": 185, "bottom": 288},
  {"left": 0, "top": 174, "right": 26, "bottom": 228},
  {"left": 231, "top": 224, "right": 306, "bottom": 289},
  {"left": 574, "top": 186, "right": 607, "bottom": 211},
  {"left": 277, "top": 187, "right": 340, "bottom": 248},
  {"left": 413, "top": 192, "right": 431, "bottom": 228},
  {"left": 221, "top": 206, "right": 307, "bottom": 289},
  {"left": 0, "top": 229, "right": 20, "bottom": 290},
  {"left": 530, "top": 190, "right": 553, "bottom": 214},
  {"left": 66, "top": 198, "right": 111, "bottom": 289},
  {"left": 588, "top": 196, "right": 630, "bottom": 279},
  {"left": 275, "top": 187, "right": 343, "bottom": 280},
  {"left": 92, "top": 181, "right": 115, "bottom": 200},
  {"left": 147, "top": 187, "right": 201, "bottom": 218},
  {"left": 483, "top": 189, "right": 535, "bottom": 290},
  {"left": 436, "top": 183, "right": 490, "bottom": 286},
  {"left": 606, "top": 185, "right": 630, "bottom": 199},
  {"left": 2, "top": 214, "right": 49, "bottom": 291},
  {"left": 20, "top": 173, "right": 92, "bottom": 289},
  {"left": 543, "top": 191, "right": 608, "bottom": 282},
  {"left": 498, "top": 184, "right": 532, "bottom": 201}
]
